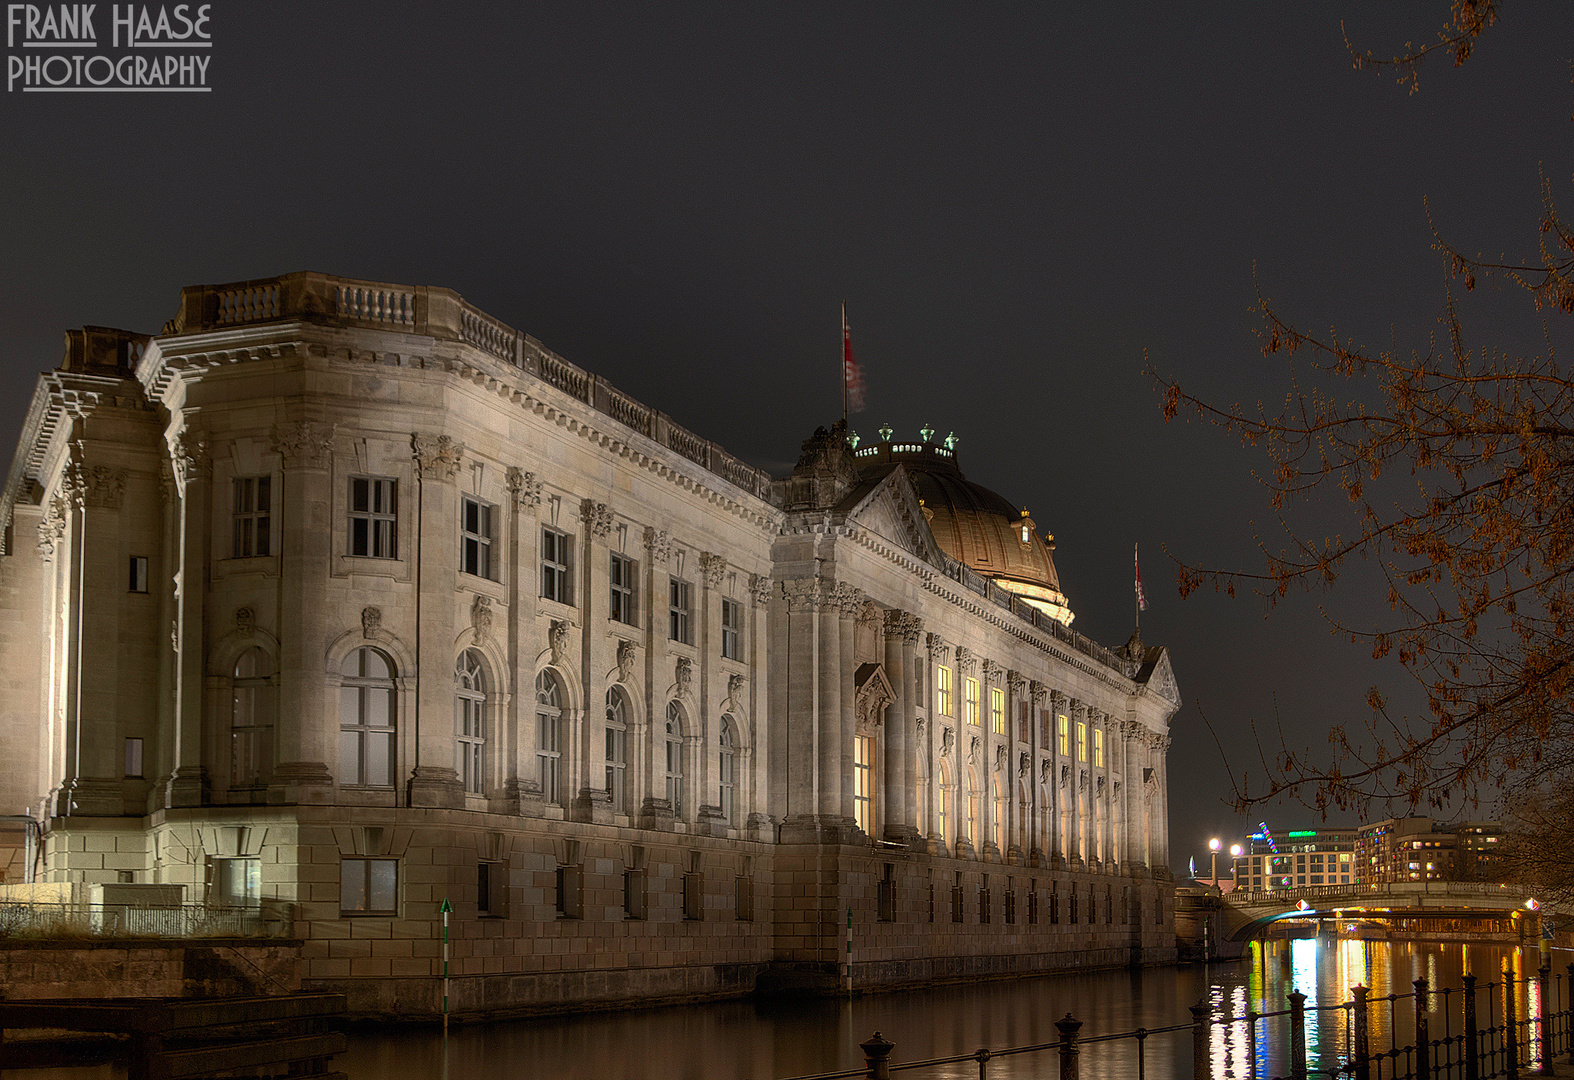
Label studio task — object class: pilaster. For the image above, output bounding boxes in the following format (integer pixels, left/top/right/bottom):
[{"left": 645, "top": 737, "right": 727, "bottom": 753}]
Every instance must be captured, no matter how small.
[{"left": 407, "top": 432, "right": 464, "bottom": 809}]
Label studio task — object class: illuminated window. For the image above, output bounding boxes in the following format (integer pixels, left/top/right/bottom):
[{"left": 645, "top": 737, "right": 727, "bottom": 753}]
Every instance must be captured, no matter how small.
[
  {"left": 853, "top": 735, "right": 872, "bottom": 836},
  {"left": 936, "top": 665, "right": 953, "bottom": 716},
  {"left": 1093, "top": 727, "right": 1103, "bottom": 768},
  {"left": 1057, "top": 714, "right": 1069, "bottom": 756},
  {"left": 1076, "top": 721, "right": 1087, "bottom": 762},
  {"left": 965, "top": 678, "right": 980, "bottom": 726},
  {"left": 990, "top": 687, "right": 1005, "bottom": 735}
]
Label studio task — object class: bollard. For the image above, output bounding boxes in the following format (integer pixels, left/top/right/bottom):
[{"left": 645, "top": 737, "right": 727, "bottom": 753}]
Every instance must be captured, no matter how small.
[
  {"left": 1190, "top": 1001, "right": 1209, "bottom": 1080},
  {"left": 1055, "top": 1012, "right": 1083, "bottom": 1080},
  {"left": 1415, "top": 978, "right": 1431, "bottom": 1080},
  {"left": 860, "top": 1031, "right": 894, "bottom": 1080},
  {"left": 1505, "top": 958, "right": 1520, "bottom": 1080},
  {"left": 1289, "top": 990, "right": 1308, "bottom": 1080},
  {"left": 1464, "top": 974, "right": 1480, "bottom": 1080},
  {"left": 1352, "top": 984, "right": 1371, "bottom": 1080}
]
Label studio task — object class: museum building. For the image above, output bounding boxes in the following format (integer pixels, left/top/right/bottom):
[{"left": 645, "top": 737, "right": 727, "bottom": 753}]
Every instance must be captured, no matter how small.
[{"left": 0, "top": 272, "right": 1179, "bottom": 1015}]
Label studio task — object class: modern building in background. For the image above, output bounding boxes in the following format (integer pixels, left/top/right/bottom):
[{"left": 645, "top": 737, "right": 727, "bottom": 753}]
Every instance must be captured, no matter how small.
[
  {"left": 0, "top": 273, "right": 1180, "bottom": 1015},
  {"left": 1232, "top": 826, "right": 1358, "bottom": 889},
  {"left": 1357, "top": 818, "right": 1506, "bottom": 884}
]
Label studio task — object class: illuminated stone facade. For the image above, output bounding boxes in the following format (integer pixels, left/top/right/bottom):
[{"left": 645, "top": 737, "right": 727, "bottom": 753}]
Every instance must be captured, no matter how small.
[{"left": 0, "top": 273, "right": 1179, "bottom": 1015}]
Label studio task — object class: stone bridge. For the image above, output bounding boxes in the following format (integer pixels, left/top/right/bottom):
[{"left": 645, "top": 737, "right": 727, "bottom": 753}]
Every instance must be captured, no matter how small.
[{"left": 1218, "top": 881, "right": 1565, "bottom": 942}]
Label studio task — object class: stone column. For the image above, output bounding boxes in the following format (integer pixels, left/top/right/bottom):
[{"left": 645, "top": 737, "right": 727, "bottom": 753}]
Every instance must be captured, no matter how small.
[
  {"left": 745, "top": 573, "right": 772, "bottom": 840},
  {"left": 573, "top": 500, "right": 616, "bottom": 824},
  {"left": 496, "top": 467, "right": 540, "bottom": 813},
  {"left": 926, "top": 633, "right": 951, "bottom": 855},
  {"left": 638, "top": 527, "right": 674, "bottom": 829},
  {"left": 777, "top": 577, "right": 821, "bottom": 842},
  {"left": 882, "top": 610, "right": 921, "bottom": 845},
  {"left": 58, "top": 454, "right": 129, "bottom": 816},
  {"left": 1007, "top": 670, "right": 1027, "bottom": 864},
  {"left": 407, "top": 433, "right": 464, "bottom": 809},
  {"left": 269, "top": 421, "right": 336, "bottom": 804},
  {"left": 1152, "top": 733, "right": 1171, "bottom": 870},
  {"left": 166, "top": 429, "right": 209, "bottom": 809},
  {"left": 1048, "top": 690, "right": 1065, "bottom": 865},
  {"left": 835, "top": 584, "right": 861, "bottom": 831},
  {"left": 980, "top": 660, "right": 1002, "bottom": 861},
  {"left": 695, "top": 552, "right": 728, "bottom": 834}
]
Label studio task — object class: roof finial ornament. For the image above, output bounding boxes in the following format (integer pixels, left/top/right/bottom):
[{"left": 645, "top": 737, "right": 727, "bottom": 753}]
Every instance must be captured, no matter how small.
[
  {"left": 944, "top": 431, "right": 958, "bottom": 451},
  {"left": 919, "top": 423, "right": 935, "bottom": 443},
  {"left": 848, "top": 430, "right": 861, "bottom": 449},
  {"left": 878, "top": 422, "right": 893, "bottom": 442}
]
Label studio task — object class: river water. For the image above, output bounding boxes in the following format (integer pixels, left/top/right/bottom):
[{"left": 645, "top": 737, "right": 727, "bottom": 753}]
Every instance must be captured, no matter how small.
[{"left": 340, "top": 940, "right": 1572, "bottom": 1080}]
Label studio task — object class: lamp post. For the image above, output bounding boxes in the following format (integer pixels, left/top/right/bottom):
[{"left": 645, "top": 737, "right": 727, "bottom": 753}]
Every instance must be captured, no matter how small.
[
  {"left": 1209, "top": 838, "right": 1221, "bottom": 889},
  {"left": 1229, "top": 844, "right": 1243, "bottom": 891}
]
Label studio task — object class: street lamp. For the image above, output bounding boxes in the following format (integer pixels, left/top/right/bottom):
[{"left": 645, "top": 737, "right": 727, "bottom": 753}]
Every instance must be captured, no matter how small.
[
  {"left": 1230, "top": 844, "right": 1243, "bottom": 889},
  {"left": 1209, "top": 838, "right": 1222, "bottom": 889}
]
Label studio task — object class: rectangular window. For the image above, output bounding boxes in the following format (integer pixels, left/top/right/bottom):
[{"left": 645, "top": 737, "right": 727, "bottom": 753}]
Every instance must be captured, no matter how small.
[
  {"left": 541, "top": 527, "right": 573, "bottom": 603},
  {"left": 1077, "top": 721, "right": 1087, "bottom": 763},
  {"left": 965, "top": 678, "right": 980, "bottom": 726},
  {"left": 1058, "top": 714, "right": 1069, "bottom": 756},
  {"left": 341, "top": 858, "right": 398, "bottom": 915},
  {"left": 129, "top": 556, "right": 149, "bottom": 593},
  {"left": 936, "top": 665, "right": 953, "bottom": 716},
  {"left": 951, "top": 873, "right": 965, "bottom": 924},
  {"left": 1094, "top": 727, "right": 1104, "bottom": 768},
  {"left": 735, "top": 873, "right": 755, "bottom": 922},
  {"left": 624, "top": 847, "right": 647, "bottom": 920},
  {"left": 555, "top": 863, "right": 582, "bottom": 919},
  {"left": 721, "top": 598, "right": 741, "bottom": 660},
  {"left": 853, "top": 735, "right": 873, "bottom": 836},
  {"left": 538, "top": 714, "right": 561, "bottom": 805},
  {"left": 1027, "top": 887, "right": 1038, "bottom": 925},
  {"left": 124, "top": 737, "right": 143, "bottom": 778},
  {"left": 477, "top": 862, "right": 507, "bottom": 916},
  {"left": 213, "top": 857, "right": 261, "bottom": 908},
  {"left": 609, "top": 553, "right": 637, "bottom": 624},
  {"left": 978, "top": 880, "right": 991, "bottom": 924},
  {"left": 232, "top": 476, "right": 272, "bottom": 558},
  {"left": 683, "top": 862, "right": 704, "bottom": 921},
  {"left": 1004, "top": 881, "right": 1016, "bottom": 925},
  {"left": 668, "top": 577, "right": 691, "bottom": 643},
  {"left": 1050, "top": 887, "right": 1060, "bottom": 925},
  {"left": 349, "top": 477, "right": 397, "bottom": 558},
  {"left": 877, "top": 863, "right": 896, "bottom": 922},
  {"left": 460, "top": 496, "right": 493, "bottom": 579},
  {"left": 991, "top": 687, "right": 1005, "bottom": 735}
]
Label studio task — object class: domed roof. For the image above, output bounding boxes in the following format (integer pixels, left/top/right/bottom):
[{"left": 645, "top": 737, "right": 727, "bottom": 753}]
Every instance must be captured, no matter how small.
[{"left": 851, "top": 433, "right": 1073, "bottom": 624}]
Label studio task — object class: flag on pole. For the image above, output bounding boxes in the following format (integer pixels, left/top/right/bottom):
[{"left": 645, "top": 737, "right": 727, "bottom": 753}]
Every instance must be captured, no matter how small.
[
  {"left": 1135, "top": 543, "right": 1148, "bottom": 612},
  {"left": 842, "top": 303, "right": 865, "bottom": 414}
]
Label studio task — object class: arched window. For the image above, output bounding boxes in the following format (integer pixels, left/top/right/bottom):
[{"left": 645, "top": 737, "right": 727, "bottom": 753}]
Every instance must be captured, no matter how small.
[
  {"left": 455, "top": 650, "right": 486, "bottom": 795},
  {"left": 231, "top": 647, "right": 274, "bottom": 788},
  {"left": 718, "top": 715, "right": 737, "bottom": 826},
  {"left": 665, "top": 701, "right": 685, "bottom": 816},
  {"left": 605, "top": 688, "right": 629, "bottom": 815},
  {"left": 536, "top": 671, "right": 563, "bottom": 805},
  {"left": 340, "top": 648, "right": 396, "bottom": 786}
]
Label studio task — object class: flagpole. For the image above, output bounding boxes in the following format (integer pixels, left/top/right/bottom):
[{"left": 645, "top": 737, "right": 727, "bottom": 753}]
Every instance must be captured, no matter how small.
[
  {"left": 1134, "top": 542, "right": 1140, "bottom": 631},
  {"left": 841, "top": 300, "right": 848, "bottom": 428}
]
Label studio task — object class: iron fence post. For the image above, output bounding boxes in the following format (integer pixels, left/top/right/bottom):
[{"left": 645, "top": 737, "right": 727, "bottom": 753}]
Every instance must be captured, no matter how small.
[
  {"left": 1190, "top": 1001, "right": 1209, "bottom": 1080},
  {"left": 1415, "top": 978, "right": 1431, "bottom": 1080},
  {"left": 1506, "top": 959, "right": 1520, "bottom": 1080},
  {"left": 1055, "top": 1012, "right": 1082, "bottom": 1080},
  {"left": 1566, "top": 964, "right": 1574, "bottom": 1067},
  {"left": 1289, "top": 990, "right": 1308, "bottom": 1080},
  {"left": 1538, "top": 965, "right": 1554, "bottom": 1077},
  {"left": 1353, "top": 984, "right": 1371, "bottom": 1080},
  {"left": 1464, "top": 973, "right": 1480, "bottom": 1080},
  {"left": 861, "top": 1032, "right": 894, "bottom": 1080}
]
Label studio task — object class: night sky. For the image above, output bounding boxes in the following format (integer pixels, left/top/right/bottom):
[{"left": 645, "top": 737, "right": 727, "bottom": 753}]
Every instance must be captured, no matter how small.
[{"left": 3, "top": 2, "right": 1568, "bottom": 874}]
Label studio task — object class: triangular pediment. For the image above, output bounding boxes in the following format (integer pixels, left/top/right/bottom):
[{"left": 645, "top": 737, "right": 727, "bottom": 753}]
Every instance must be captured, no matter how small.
[
  {"left": 842, "top": 465, "right": 949, "bottom": 569},
  {"left": 1142, "top": 648, "right": 1181, "bottom": 707}
]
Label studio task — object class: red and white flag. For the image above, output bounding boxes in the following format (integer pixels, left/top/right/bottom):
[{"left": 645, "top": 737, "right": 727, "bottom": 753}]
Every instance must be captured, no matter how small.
[
  {"left": 1135, "top": 543, "right": 1148, "bottom": 612},
  {"left": 843, "top": 303, "right": 865, "bottom": 413}
]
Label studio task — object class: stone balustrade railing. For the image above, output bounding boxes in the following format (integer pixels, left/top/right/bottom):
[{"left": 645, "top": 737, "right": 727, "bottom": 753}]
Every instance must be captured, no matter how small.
[{"left": 163, "top": 272, "right": 774, "bottom": 500}]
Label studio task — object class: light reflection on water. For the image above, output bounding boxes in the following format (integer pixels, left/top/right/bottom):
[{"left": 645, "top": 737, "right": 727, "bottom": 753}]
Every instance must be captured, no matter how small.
[
  {"left": 12, "top": 941, "right": 1564, "bottom": 1080},
  {"left": 337, "top": 940, "right": 1565, "bottom": 1079}
]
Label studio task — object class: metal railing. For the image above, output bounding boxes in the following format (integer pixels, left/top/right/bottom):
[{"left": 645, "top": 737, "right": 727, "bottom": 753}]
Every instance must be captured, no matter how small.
[
  {"left": 769, "top": 963, "right": 1574, "bottom": 1080},
  {"left": 0, "top": 900, "right": 293, "bottom": 939}
]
